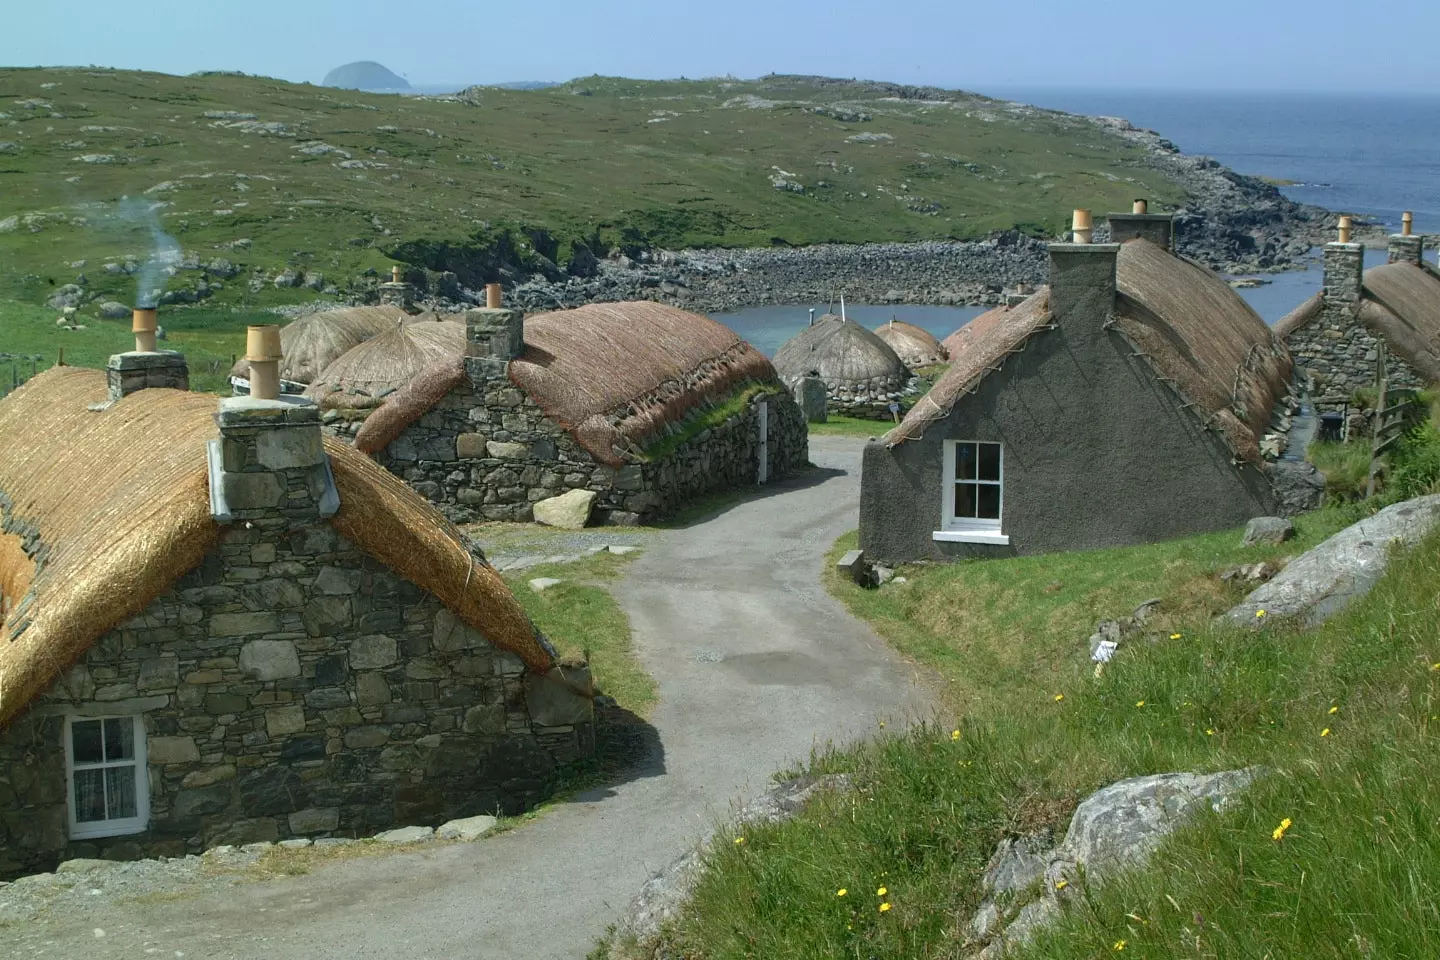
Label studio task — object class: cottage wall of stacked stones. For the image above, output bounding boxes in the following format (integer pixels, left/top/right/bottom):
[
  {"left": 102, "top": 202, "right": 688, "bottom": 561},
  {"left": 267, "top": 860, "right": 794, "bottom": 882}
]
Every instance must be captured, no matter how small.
[
  {"left": 330, "top": 306, "right": 810, "bottom": 525},
  {"left": 1285, "top": 243, "right": 1423, "bottom": 405},
  {"left": 814, "top": 373, "right": 916, "bottom": 421}
]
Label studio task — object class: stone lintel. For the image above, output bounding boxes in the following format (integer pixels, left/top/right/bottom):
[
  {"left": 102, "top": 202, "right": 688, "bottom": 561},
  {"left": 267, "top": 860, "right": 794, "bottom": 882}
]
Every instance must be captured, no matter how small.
[
  {"left": 107, "top": 350, "right": 188, "bottom": 372},
  {"left": 217, "top": 395, "right": 321, "bottom": 428},
  {"left": 31, "top": 695, "right": 170, "bottom": 718}
]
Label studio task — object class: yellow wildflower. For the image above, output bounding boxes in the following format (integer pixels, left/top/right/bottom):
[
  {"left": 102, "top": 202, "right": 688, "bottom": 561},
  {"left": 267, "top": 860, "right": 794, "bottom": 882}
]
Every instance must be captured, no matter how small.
[
  {"left": 1170, "top": 633, "right": 1182, "bottom": 640},
  {"left": 1114, "top": 940, "right": 1127, "bottom": 951},
  {"left": 734, "top": 837, "right": 745, "bottom": 845},
  {"left": 1272, "top": 817, "right": 1293, "bottom": 841},
  {"left": 1329, "top": 705, "right": 1340, "bottom": 715},
  {"left": 1255, "top": 609, "right": 1267, "bottom": 619},
  {"left": 879, "top": 902, "right": 892, "bottom": 913},
  {"left": 1321, "top": 728, "right": 1331, "bottom": 737},
  {"left": 876, "top": 886, "right": 888, "bottom": 897},
  {"left": 1054, "top": 693, "right": 1065, "bottom": 702},
  {"left": 1206, "top": 729, "right": 1215, "bottom": 736},
  {"left": 836, "top": 888, "right": 847, "bottom": 897},
  {"left": 951, "top": 729, "right": 961, "bottom": 741},
  {"left": 1054, "top": 879, "right": 1069, "bottom": 891},
  {"left": 1136, "top": 700, "right": 1146, "bottom": 708}
]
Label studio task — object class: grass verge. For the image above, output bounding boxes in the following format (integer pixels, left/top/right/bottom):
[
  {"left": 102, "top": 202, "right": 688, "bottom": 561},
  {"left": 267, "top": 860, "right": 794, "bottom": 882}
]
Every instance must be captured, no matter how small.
[
  {"left": 614, "top": 504, "right": 1440, "bottom": 959},
  {"left": 808, "top": 414, "right": 894, "bottom": 439}
]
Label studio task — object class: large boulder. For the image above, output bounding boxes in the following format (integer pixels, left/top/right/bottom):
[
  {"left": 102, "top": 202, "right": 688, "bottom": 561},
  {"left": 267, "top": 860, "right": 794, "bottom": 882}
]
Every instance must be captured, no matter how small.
[
  {"left": 1266, "top": 460, "right": 1326, "bottom": 516},
  {"left": 1224, "top": 495, "right": 1440, "bottom": 627},
  {"left": 532, "top": 488, "right": 597, "bottom": 529},
  {"left": 1243, "top": 516, "right": 1294, "bottom": 546}
]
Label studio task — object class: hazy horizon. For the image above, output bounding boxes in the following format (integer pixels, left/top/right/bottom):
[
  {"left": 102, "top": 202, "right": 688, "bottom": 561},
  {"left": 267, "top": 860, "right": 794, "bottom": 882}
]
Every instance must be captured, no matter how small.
[{"left": 4, "top": 0, "right": 1438, "bottom": 96}]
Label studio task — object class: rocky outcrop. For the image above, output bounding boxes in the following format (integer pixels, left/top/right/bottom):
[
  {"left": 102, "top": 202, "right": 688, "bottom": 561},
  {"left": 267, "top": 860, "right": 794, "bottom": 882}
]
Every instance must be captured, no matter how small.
[
  {"left": 967, "top": 768, "right": 1261, "bottom": 958},
  {"left": 1224, "top": 495, "right": 1440, "bottom": 627}
]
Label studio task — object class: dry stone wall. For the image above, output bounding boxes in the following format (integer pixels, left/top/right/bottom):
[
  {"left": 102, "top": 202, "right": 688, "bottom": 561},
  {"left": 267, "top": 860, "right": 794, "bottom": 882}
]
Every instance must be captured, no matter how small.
[
  {"left": 0, "top": 520, "right": 589, "bottom": 878},
  {"left": 1285, "top": 306, "right": 1424, "bottom": 404},
  {"left": 334, "top": 377, "right": 810, "bottom": 525}
]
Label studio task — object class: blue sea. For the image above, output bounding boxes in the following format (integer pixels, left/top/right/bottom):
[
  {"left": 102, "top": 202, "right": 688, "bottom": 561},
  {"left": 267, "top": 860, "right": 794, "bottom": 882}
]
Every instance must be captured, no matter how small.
[{"left": 717, "top": 90, "right": 1440, "bottom": 351}]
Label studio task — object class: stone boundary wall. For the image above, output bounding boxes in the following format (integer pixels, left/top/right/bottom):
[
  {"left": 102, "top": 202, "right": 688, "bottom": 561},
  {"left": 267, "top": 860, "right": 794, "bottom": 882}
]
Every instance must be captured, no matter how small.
[
  {"left": 339, "top": 379, "right": 810, "bottom": 525},
  {"left": 0, "top": 520, "right": 588, "bottom": 878}
]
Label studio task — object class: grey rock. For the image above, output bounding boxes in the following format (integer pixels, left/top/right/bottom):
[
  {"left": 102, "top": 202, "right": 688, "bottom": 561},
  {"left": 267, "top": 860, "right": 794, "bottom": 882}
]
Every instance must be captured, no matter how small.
[
  {"left": 97, "top": 300, "right": 130, "bottom": 319},
  {"left": 1266, "top": 460, "right": 1326, "bottom": 516},
  {"left": 1243, "top": 516, "right": 1295, "bottom": 546},
  {"left": 532, "top": 489, "right": 596, "bottom": 530},
  {"left": 435, "top": 815, "right": 498, "bottom": 841},
  {"left": 607, "top": 545, "right": 640, "bottom": 555},
  {"left": 1224, "top": 495, "right": 1440, "bottom": 627},
  {"left": 527, "top": 577, "right": 563, "bottom": 592},
  {"left": 981, "top": 834, "right": 1052, "bottom": 898},
  {"left": 375, "top": 825, "right": 434, "bottom": 844},
  {"left": 238, "top": 640, "right": 300, "bottom": 680},
  {"left": 525, "top": 666, "right": 594, "bottom": 726},
  {"left": 287, "top": 807, "right": 340, "bottom": 834}
]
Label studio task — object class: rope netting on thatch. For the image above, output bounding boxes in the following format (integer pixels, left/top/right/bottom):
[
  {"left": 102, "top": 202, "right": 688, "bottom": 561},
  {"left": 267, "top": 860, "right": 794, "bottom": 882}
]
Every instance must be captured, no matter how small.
[
  {"left": 1113, "top": 238, "right": 1292, "bottom": 463},
  {"left": 509, "top": 302, "right": 779, "bottom": 466},
  {"left": 0, "top": 368, "right": 553, "bottom": 727},
  {"left": 354, "top": 355, "right": 467, "bottom": 455},
  {"left": 873, "top": 320, "right": 948, "bottom": 369},
  {"left": 885, "top": 291, "right": 1054, "bottom": 446},
  {"left": 305, "top": 319, "right": 464, "bottom": 410},
  {"left": 772, "top": 314, "right": 909, "bottom": 386},
  {"left": 1360, "top": 262, "right": 1440, "bottom": 382},
  {"left": 230, "top": 306, "right": 409, "bottom": 385}
]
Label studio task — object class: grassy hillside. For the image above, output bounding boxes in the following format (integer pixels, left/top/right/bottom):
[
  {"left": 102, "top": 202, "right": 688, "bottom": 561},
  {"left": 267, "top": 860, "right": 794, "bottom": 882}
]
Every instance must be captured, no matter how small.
[
  {"left": 600, "top": 500, "right": 1440, "bottom": 958},
  {"left": 0, "top": 67, "right": 1184, "bottom": 314}
]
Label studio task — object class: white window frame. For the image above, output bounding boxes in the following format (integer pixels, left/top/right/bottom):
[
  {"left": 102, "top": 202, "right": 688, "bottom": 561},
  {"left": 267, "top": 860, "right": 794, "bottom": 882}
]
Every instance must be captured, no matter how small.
[
  {"left": 934, "top": 440, "right": 1009, "bottom": 545},
  {"left": 64, "top": 714, "right": 150, "bottom": 840}
]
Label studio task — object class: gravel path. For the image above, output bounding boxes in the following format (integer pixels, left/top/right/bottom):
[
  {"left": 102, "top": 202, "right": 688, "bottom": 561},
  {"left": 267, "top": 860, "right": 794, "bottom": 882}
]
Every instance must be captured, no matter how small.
[{"left": 0, "top": 436, "right": 934, "bottom": 959}]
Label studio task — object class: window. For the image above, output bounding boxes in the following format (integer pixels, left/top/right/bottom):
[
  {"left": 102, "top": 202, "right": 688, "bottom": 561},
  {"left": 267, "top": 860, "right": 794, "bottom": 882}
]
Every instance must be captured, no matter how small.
[
  {"left": 936, "top": 440, "right": 1008, "bottom": 544},
  {"left": 64, "top": 715, "right": 149, "bottom": 839}
]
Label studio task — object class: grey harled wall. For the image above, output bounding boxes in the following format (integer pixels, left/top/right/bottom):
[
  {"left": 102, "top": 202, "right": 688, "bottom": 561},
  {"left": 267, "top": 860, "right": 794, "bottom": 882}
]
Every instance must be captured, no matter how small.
[{"left": 859, "top": 244, "right": 1279, "bottom": 564}]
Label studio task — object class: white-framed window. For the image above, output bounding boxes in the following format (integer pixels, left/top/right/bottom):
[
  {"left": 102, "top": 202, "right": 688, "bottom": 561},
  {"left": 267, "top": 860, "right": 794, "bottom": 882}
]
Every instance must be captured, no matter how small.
[
  {"left": 935, "top": 440, "right": 1009, "bottom": 545},
  {"left": 64, "top": 714, "right": 149, "bottom": 840}
]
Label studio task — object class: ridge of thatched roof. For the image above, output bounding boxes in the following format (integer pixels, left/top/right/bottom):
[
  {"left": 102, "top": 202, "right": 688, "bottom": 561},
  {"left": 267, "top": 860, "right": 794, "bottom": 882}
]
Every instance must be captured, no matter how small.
[
  {"left": 773, "top": 314, "right": 910, "bottom": 386},
  {"left": 305, "top": 318, "right": 464, "bottom": 410},
  {"left": 354, "top": 354, "right": 468, "bottom": 455},
  {"left": 1112, "top": 238, "right": 1291, "bottom": 462},
  {"left": 231, "top": 306, "right": 408, "bottom": 385},
  {"left": 0, "top": 368, "right": 554, "bottom": 728},
  {"left": 873, "top": 320, "right": 947, "bottom": 369},
  {"left": 1360, "top": 261, "right": 1440, "bottom": 382},
  {"left": 885, "top": 291, "right": 1053, "bottom": 445},
  {"left": 1275, "top": 291, "right": 1323, "bottom": 339},
  {"left": 509, "top": 302, "right": 778, "bottom": 466}
]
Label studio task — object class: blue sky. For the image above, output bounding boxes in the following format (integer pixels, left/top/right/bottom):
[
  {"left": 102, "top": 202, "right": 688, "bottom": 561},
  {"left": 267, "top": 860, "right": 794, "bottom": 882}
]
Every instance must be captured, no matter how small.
[{"left": 4, "top": 0, "right": 1437, "bottom": 94}]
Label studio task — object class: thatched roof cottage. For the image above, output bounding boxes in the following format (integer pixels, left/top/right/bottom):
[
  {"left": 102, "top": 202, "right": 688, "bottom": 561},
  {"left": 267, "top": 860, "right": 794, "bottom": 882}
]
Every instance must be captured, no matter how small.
[
  {"left": 773, "top": 314, "right": 913, "bottom": 419},
  {"left": 314, "top": 298, "right": 809, "bottom": 526},
  {"left": 229, "top": 306, "right": 409, "bottom": 394},
  {"left": 0, "top": 335, "right": 592, "bottom": 877},
  {"left": 873, "top": 319, "right": 948, "bottom": 370},
  {"left": 860, "top": 205, "right": 1306, "bottom": 564},
  {"left": 1277, "top": 217, "right": 1440, "bottom": 402}
]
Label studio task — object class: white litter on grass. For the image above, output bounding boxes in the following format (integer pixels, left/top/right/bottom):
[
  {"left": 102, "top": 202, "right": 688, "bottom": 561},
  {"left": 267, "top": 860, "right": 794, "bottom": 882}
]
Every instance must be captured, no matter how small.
[{"left": 1091, "top": 640, "right": 1118, "bottom": 663}]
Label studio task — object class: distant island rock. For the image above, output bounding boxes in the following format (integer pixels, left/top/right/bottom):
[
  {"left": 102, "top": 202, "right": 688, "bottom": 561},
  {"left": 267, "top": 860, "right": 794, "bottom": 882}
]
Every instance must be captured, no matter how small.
[{"left": 323, "top": 61, "right": 410, "bottom": 91}]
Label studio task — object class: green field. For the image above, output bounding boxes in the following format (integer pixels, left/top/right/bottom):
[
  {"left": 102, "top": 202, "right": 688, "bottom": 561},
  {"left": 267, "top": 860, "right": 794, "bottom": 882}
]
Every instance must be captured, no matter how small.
[{"left": 0, "top": 67, "right": 1184, "bottom": 316}]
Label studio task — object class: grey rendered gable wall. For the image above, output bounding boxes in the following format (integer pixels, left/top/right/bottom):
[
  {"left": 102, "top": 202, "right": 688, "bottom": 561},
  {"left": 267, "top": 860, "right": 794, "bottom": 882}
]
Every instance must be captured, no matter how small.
[{"left": 859, "top": 252, "right": 1277, "bottom": 564}]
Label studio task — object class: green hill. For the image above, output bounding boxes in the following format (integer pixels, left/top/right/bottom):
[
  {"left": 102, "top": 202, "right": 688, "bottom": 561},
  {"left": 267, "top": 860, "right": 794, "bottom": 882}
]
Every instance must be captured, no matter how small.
[
  {"left": 321, "top": 61, "right": 410, "bottom": 91},
  {"left": 0, "top": 67, "right": 1185, "bottom": 312}
]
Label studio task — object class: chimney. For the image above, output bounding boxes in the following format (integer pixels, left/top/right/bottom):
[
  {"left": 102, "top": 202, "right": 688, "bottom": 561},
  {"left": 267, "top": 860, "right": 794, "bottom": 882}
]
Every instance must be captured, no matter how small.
[
  {"left": 209, "top": 326, "right": 338, "bottom": 524},
  {"left": 464, "top": 301, "right": 525, "bottom": 388},
  {"left": 485, "top": 282, "right": 503, "bottom": 309},
  {"left": 1071, "top": 209, "right": 1093, "bottom": 244},
  {"left": 1048, "top": 211, "right": 1119, "bottom": 327},
  {"left": 378, "top": 264, "right": 414, "bottom": 312},
  {"left": 103, "top": 306, "right": 190, "bottom": 402},
  {"left": 1105, "top": 200, "right": 1175, "bottom": 251},
  {"left": 1323, "top": 219, "right": 1364, "bottom": 305},
  {"left": 1389, "top": 210, "right": 1423, "bottom": 266},
  {"left": 1132, "top": 198, "right": 1148, "bottom": 214}
]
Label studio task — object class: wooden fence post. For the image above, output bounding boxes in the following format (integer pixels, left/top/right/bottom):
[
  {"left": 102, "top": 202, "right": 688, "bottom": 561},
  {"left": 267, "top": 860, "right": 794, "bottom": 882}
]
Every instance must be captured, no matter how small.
[{"left": 1367, "top": 343, "right": 1388, "bottom": 499}]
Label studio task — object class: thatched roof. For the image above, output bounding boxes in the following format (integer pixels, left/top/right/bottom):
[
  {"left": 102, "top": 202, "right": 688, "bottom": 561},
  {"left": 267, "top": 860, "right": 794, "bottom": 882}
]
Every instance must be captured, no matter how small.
[
  {"left": 886, "top": 240, "right": 1291, "bottom": 462},
  {"left": 1274, "top": 292, "right": 1323, "bottom": 339},
  {"left": 0, "top": 368, "right": 555, "bottom": 728},
  {"left": 773, "top": 315, "right": 910, "bottom": 388},
  {"left": 1358, "top": 262, "right": 1440, "bottom": 382},
  {"left": 509, "top": 302, "right": 778, "bottom": 465},
  {"left": 230, "top": 306, "right": 408, "bottom": 385},
  {"left": 873, "top": 320, "right": 947, "bottom": 369},
  {"left": 305, "top": 318, "right": 464, "bottom": 410},
  {"left": 885, "top": 292, "right": 1053, "bottom": 445}
]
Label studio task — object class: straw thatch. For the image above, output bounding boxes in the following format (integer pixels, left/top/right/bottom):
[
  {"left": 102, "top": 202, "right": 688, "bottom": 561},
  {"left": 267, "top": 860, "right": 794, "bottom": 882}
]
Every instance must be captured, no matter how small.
[
  {"left": 305, "top": 319, "right": 464, "bottom": 410},
  {"left": 230, "top": 306, "right": 408, "bottom": 385},
  {"left": 885, "top": 292, "right": 1053, "bottom": 445},
  {"left": 1274, "top": 292, "right": 1323, "bottom": 339},
  {"left": 1359, "top": 262, "right": 1440, "bottom": 382},
  {"left": 354, "top": 354, "right": 467, "bottom": 455},
  {"left": 0, "top": 368, "right": 553, "bottom": 728},
  {"left": 1112, "top": 239, "right": 1291, "bottom": 462},
  {"left": 509, "top": 302, "right": 777, "bottom": 465},
  {"left": 873, "top": 320, "right": 948, "bottom": 369},
  {"left": 773, "top": 315, "right": 910, "bottom": 387}
]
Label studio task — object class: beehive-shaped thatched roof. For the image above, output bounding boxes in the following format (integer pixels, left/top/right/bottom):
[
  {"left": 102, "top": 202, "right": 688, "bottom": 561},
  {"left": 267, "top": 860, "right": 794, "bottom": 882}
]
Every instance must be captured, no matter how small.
[
  {"left": 230, "top": 306, "right": 408, "bottom": 386},
  {"left": 887, "top": 239, "right": 1292, "bottom": 463},
  {"left": 0, "top": 368, "right": 555, "bottom": 727},
  {"left": 773, "top": 315, "right": 909, "bottom": 389},
  {"left": 354, "top": 302, "right": 779, "bottom": 466},
  {"left": 305, "top": 318, "right": 464, "bottom": 410},
  {"left": 873, "top": 319, "right": 947, "bottom": 369}
]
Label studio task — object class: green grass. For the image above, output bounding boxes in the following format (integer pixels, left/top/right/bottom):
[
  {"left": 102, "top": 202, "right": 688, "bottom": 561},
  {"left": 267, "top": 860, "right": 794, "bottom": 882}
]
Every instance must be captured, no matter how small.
[
  {"left": 642, "top": 384, "right": 782, "bottom": 461},
  {"left": 1307, "top": 439, "right": 1374, "bottom": 501},
  {"left": 0, "top": 67, "right": 1187, "bottom": 315},
  {"left": 808, "top": 414, "right": 896, "bottom": 438},
  {"left": 605, "top": 503, "right": 1440, "bottom": 960}
]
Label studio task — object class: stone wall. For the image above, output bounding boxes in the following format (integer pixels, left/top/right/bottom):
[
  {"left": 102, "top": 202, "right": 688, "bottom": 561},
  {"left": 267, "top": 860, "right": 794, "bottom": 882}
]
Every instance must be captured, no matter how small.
[
  {"left": 1285, "top": 303, "right": 1424, "bottom": 404},
  {"left": 0, "top": 519, "right": 590, "bottom": 878},
  {"left": 816, "top": 375, "right": 917, "bottom": 421},
  {"left": 336, "top": 379, "right": 810, "bottom": 525}
]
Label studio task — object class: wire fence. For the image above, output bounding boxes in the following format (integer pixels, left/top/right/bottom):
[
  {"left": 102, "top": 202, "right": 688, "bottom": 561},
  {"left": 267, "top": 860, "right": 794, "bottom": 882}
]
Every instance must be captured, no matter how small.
[{"left": 0, "top": 354, "right": 47, "bottom": 400}]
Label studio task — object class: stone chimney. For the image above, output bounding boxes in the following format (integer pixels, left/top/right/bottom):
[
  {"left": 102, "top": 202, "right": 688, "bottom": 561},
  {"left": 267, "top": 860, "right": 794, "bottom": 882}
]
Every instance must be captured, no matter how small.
[
  {"left": 1388, "top": 210, "right": 1423, "bottom": 265},
  {"left": 378, "top": 265, "right": 414, "bottom": 311},
  {"left": 1323, "top": 218, "right": 1365, "bottom": 305},
  {"left": 464, "top": 286, "right": 525, "bottom": 388},
  {"left": 1050, "top": 209, "right": 1119, "bottom": 326},
  {"left": 208, "top": 325, "right": 338, "bottom": 525},
  {"left": 104, "top": 306, "right": 189, "bottom": 402},
  {"left": 1105, "top": 199, "right": 1175, "bottom": 251}
]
